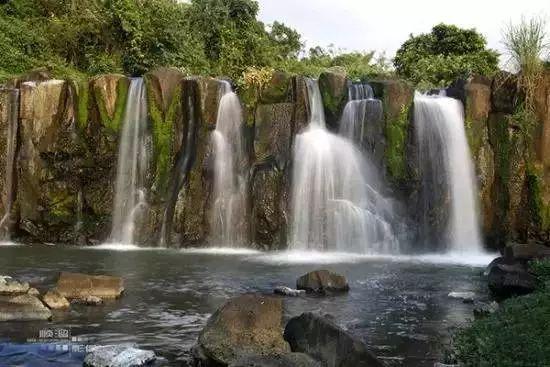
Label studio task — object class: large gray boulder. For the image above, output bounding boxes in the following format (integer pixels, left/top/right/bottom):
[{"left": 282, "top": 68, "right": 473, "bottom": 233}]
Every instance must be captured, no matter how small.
[
  {"left": 54, "top": 272, "right": 124, "bottom": 300},
  {"left": 83, "top": 344, "right": 156, "bottom": 367},
  {"left": 194, "top": 294, "right": 290, "bottom": 366},
  {"left": 488, "top": 263, "right": 537, "bottom": 297},
  {"left": 284, "top": 313, "right": 384, "bottom": 367},
  {"left": 0, "top": 294, "right": 52, "bottom": 321},
  {"left": 296, "top": 270, "right": 349, "bottom": 294}
]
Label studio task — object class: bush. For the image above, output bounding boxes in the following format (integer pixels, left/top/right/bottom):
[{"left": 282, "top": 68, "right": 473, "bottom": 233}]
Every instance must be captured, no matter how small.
[
  {"left": 394, "top": 23, "right": 499, "bottom": 88},
  {"left": 453, "top": 291, "right": 550, "bottom": 367}
]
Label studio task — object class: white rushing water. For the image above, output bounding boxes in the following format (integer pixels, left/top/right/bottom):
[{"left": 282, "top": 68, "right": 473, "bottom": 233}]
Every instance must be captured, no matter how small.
[
  {"left": 110, "top": 78, "right": 149, "bottom": 245},
  {"left": 413, "top": 92, "right": 484, "bottom": 254},
  {"left": 0, "top": 89, "right": 18, "bottom": 240},
  {"left": 289, "top": 79, "right": 397, "bottom": 254},
  {"left": 339, "top": 83, "right": 383, "bottom": 144},
  {"left": 210, "top": 81, "right": 247, "bottom": 246}
]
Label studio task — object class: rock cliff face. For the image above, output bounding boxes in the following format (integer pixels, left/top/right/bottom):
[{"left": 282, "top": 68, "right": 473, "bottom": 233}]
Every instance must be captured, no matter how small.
[{"left": 0, "top": 68, "right": 547, "bottom": 250}]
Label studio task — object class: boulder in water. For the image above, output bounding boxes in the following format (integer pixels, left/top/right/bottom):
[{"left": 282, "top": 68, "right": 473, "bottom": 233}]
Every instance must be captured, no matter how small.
[
  {"left": 448, "top": 291, "right": 476, "bottom": 303},
  {"left": 0, "top": 275, "right": 30, "bottom": 294},
  {"left": 274, "top": 286, "right": 305, "bottom": 297},
  {"left": 488, "top": 263, "right": 537, "bottom": 297},
  {"left": 229, "top": 353, "right": 320, "bottom": 367},
  {"left": 54, "top": 272, "right": 124, "bottom": 300},
  {"left": 284, "top": 312, "right": 384, "bottom": 367},
  {"left": 194, "top": 294, "right": 290, "bottom": 366},
  {"left": 0, "top": 294, "right": 52, "bottom": 321},
  {"left": 296, "top": 270, "right": 349, "bottom": 294},
  {"left": 71, "top": 295, "right": 104, "bottom": 306},
  {"left": 42, "top": 290, "right": 70, "bottom": 309},
  {"left": 83, "top": 344, "right": 156, "bottom": 367}
]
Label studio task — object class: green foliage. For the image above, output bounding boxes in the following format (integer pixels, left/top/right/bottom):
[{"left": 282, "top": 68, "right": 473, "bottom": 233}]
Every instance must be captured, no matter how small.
[
  {"left": 453, "top": 291, "right": 550, "bottom": 367},
  {"left": 385, "top": 104, "right": 409, "bottom": 180},
  {"left": 394, "top": 24, "right": 499, "bottom": 88},
  {"left": 503, "top": 16, "right": 549, "bottom": 111},
  {"left": 530, "top": 259, "right": 550, "bottom": 285}
]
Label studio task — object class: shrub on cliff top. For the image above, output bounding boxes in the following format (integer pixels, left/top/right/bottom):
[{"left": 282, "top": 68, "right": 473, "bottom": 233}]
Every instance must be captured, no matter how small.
[{"left": 394, "top": 23, "right": 499, "bottom": 89}]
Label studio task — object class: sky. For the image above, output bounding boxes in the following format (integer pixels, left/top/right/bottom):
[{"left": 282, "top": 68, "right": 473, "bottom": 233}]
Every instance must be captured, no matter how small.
[{"left": 257, "top": 0, "right": 549, "bottom": 64}]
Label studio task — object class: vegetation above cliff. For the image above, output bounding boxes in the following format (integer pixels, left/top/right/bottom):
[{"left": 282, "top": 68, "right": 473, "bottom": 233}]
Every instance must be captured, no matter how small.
[
  {"left": 0, "top": 0, "right": 389, "bottom": 82},
  {"left": 394, "top": 24, "right": 500, "bottom": 89}
]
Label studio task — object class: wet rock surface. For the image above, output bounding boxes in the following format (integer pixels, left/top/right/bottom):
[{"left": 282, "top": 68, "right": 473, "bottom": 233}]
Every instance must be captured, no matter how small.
[
  {"left": 229, "top": 353, "right": 321, "bottom": 367},
  {"left": 0, "top": 275, "right": 30, "bottom": 294},
  {"left": 284, "top": 312, "right": 385, "bottom": 367},
  {"left": 0, "top": 294, "right": 52, "bottom": 321},
  {"left": 83, "top": 344, "right": 156, "bottom": 367},
  {"left": 42, "top": 290, "right": 70, "bottom": 309},
  {"left": 296, "top": 270, "right": 349, "bottom": 294},
  {"left": 193, "top": 294, "right": 289, "bottom": 366},
  {"left": 54, "top": 272, "right": 124, "bottom": 300}
]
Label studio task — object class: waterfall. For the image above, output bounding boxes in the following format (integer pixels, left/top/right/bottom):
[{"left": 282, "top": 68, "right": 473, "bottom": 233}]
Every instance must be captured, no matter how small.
[
  {"left": 339, "top": 83, "right": 383, "bottom": 144},
  {"left": 0, "top": 89, "right": 19, "bottom": 240},
  {"left": 348, "top": 83, "right": 374, "bottom": 100},
  {"left": 110, "top": 78, "right": 149, "bottom": 245},
  {"left": 209, "top": 81, "right": 247, "bottom": 246},
  {"left": 413, "top": 92, "right": 484, "bottom": 253},
  {"left": 289, "top": 79, "right": 398, "bottom": 253}
]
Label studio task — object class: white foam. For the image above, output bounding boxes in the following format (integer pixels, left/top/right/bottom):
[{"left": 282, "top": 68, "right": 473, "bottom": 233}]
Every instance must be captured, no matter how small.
[
  {"left": 248, "top": 250, "right": 497, "bottom": 267},
  {"left": 83, "top": 243, "right": 162, "bottom": 251},
  {"left": 0, "top": 241, "right": 19, "bottom": 247},
  {"left": 180, "top": 247, "right": 262, "bottom": 256}
]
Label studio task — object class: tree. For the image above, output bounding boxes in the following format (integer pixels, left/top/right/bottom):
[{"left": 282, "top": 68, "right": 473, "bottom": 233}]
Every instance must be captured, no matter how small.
[{"left": 394, "top": 24, "right": 499, "bottom": 88}]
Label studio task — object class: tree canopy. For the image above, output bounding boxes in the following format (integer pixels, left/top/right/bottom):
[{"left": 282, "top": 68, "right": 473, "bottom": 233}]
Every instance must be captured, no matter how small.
[
  {"left": 0, "top": 0, "right": 390, "bottom": 82},
  {"left": 394, "top": 23, "right": 500, "bottom": 88}
]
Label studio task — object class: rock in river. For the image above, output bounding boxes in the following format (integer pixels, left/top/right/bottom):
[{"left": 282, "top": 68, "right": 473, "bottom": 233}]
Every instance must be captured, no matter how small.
[
  {"left": 193, "top": 294, "right": 290, "bottom": 366},
  {"left": 284, "top": 312, "right": 384, "bottom": 367},
  {"left": 296, "top": 270, "right": 349, "bottom": 294},
  {"left": 0, "top": 275, "right": 30, "bottom": 294},
  {"left": 84, "top": 344, "right": 156, "bottom": 367},
  {"left": 42, "top": 290, "right": 70, "bottom": 309},
  {"left": 488, "top": 262, "right": 537, "bottom": 298},
  {"left": 274, "top": 286, "right": 305, "bottom": 297},
  {"left": 0, "top": 294, "right": 52, "bottom": 321},
  {"left": 54, "top": 272, "right": 124, "bottom": 300}
]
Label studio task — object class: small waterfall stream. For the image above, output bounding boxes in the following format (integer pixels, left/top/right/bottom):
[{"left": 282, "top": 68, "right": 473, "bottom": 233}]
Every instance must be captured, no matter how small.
[
  {"left": 110, "top": 78, "right": 149, "bottom": 245},
  {"left": 339, "top": 83, "right": 383, "bottom": 144},
  {"left": 0, "top": 89, "right": 19, "bottom": 240},
  {"left": 209, "top": 81, "right": 247, "bottom": 246},
  {"left": 413, "top": 92, "right": 484, "bottom": 253},
  {"left": 289, "top": 79, "right": 397, "bottom": 253}
]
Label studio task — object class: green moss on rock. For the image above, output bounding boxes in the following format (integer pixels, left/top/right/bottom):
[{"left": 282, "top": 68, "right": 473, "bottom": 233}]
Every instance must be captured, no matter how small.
[
  {"left": 73, "top": 79, "right": 89, "bottom": 130},
  {"left": 93, "top": 77, "right": 129, "bottom": 133},
  {"left": 146, "top": 76, "right": 179, "bottom": 195},
  {"left": 385, "top": 103, "right": 410, "bottom": 180}
]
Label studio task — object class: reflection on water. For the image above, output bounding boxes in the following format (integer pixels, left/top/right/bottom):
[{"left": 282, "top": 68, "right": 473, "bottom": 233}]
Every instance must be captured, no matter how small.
[{"left": 0, "top": 245, "right": 490, "bottom": 366}]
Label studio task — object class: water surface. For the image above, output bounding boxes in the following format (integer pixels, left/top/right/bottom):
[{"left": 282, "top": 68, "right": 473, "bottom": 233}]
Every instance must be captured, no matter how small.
[{"left": 0, "top": 245, "right": 492, "bottom": 366}]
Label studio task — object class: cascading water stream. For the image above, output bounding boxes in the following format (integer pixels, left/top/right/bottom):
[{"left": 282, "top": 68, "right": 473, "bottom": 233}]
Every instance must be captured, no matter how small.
[
  {"left": 110, "top": 78, "right": 149, "bottom": 245},
  {"left": 289, "top": 79, "right": 398, "bottom": 254},
  {"left": 339, "top": 83, "right": 383, "bottom": 144},
  {"left": 210, "top": 81, "right": 247, "bottom": 246},
  {"left": 0, "top": 89, "right": 19, "bottom": 240},
  {"left": 413, "top": 92, "right": 484, "bottom": 254}
]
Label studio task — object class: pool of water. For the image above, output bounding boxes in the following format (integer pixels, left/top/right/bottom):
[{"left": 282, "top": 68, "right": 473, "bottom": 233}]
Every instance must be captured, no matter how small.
[{"left": 0, "top": 244, "right": 495, "bottom": 366}]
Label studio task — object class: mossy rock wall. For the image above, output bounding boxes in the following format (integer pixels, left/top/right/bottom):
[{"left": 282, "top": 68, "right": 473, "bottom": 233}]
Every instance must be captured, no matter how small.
[
  {"left": 318, "top": 70, "right": 348, "bottom": 130},
  {"left": 171, "top": 77, "right": 220, "bottom": 246},
  {"left": 370, "top": 79, "right": 414, "bottom": 187}
]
